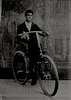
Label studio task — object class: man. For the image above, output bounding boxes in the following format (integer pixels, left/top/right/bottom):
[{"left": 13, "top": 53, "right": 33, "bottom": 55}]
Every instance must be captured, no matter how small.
[{"left": 17, "top": 9, "right": 44, "bottom": 85}]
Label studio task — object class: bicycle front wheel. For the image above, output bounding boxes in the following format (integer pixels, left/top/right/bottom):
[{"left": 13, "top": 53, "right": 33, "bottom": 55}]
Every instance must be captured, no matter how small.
[
  {"left": 12, "top": 51, "right": 28, "bottom": 85},
  {"left": 38, "top": 55, "right": 59, "bottom": 97}
]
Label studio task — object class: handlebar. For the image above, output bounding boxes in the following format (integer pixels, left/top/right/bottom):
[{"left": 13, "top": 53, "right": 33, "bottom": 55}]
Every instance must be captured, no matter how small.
[
  {"left": 15, "top": 31, "right": 49, "bottom": 44},
  {"left": 15, "top": 31, "right": 49, "bottom": 37}
]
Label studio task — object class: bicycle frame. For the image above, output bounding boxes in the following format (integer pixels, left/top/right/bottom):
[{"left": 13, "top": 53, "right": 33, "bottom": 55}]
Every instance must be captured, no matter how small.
[
  {"left": 16, "top": 31, "right": 48, "bottom": 55},
  {"left": 13, "top": 31, "right": 59, "bottom": 97}
]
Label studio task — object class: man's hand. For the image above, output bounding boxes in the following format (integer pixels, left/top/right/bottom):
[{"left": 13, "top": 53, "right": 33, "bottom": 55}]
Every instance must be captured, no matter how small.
[
  {"left": 42, "top": 31, "right": 49, "bottom": 37},
  {"left": 38, "top": 31, "right": 49, "bottom": 37},
  {"left": 20, "top": 31, "right": 29, "bottom": 40}
]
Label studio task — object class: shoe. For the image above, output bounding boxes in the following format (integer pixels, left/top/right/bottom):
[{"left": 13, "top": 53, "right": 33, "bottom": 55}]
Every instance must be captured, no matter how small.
[
  {"left": 31, "top": 72, "right": 37, "bottom": 85},
  {"left": 31, "top": 78, "right": 37, "bottom": 85}
]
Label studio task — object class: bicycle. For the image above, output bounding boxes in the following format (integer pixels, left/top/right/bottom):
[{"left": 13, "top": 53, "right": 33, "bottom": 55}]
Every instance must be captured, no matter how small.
[{"left": 12, "top": 31, "right": 59, "bottom": 97}]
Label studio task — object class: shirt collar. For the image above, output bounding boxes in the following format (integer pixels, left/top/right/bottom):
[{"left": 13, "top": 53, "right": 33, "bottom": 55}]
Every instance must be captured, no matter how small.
[{"left": 25, "top": 21, "right": 32, "bottom": 25}]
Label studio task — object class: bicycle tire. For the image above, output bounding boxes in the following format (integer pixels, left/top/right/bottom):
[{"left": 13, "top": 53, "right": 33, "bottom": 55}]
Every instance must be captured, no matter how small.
[
  {"left": 12, "top": 51, "right": 28, "bottom": 85},
  {"left": 38, "top": 55, "right": 59, "bottom": 97}
]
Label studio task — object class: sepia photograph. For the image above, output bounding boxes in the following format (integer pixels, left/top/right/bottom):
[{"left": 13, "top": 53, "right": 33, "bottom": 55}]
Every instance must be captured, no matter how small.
[{"left": 0, "top": 0, "right": 71, "bottom": 100}]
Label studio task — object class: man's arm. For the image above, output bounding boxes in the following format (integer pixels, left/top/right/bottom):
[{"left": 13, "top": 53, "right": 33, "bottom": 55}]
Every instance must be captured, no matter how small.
[
  {"left": 33, "top": 23, "right": 49, "bottom": 37},
  {"left": 17, "top": 25, "right": 23, "bottom": 34}
]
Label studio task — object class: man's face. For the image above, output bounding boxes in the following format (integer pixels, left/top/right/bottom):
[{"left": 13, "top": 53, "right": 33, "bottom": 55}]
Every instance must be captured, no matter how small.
[{"left": 26, "top": 13, "right": 33, "bottom": 22}]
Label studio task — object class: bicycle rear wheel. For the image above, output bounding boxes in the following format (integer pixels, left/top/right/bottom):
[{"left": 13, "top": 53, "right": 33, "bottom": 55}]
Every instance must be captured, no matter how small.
[
  {"left": 38, "top": 55, "right": 59, "bottom": 97},
  {"left": 12, "top": 51, "right": 28, "bottom": 85}
]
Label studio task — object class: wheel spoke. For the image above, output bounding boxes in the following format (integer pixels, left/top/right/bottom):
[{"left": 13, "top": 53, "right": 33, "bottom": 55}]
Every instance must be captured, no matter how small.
[
  {"left": 12, "top": 52, "right": 28, "bottom": 85},
  {"left": 38, "top": 55, "right": 59, "bottom": 96}
]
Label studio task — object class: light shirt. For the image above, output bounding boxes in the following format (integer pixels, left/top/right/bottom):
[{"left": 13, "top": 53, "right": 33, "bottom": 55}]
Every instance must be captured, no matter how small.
[{"left": 25, "top": 21, "right": 32, "bottom": 31}]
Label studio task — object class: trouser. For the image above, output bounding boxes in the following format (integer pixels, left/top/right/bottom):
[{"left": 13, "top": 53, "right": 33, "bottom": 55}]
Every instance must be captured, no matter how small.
[{"left": 28, "top": 37, "right": 40, "bottom": 79}]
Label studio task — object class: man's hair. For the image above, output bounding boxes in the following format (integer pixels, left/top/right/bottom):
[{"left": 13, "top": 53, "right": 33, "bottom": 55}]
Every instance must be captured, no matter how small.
[{"left": 25, "top": 9, "right": 33, "bottom": 16}]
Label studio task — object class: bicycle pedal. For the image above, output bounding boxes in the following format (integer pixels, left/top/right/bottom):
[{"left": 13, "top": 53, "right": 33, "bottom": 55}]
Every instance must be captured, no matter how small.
[{"left": 44, "top": 74, "right": 51, "bottom": 79}]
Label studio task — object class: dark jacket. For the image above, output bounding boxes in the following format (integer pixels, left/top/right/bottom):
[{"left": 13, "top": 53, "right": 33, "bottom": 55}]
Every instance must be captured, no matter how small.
[
  {"left": 17, "top": 22, "right": 41, "bottom": 61},
  {"left": 17, "top": 22, "right": 41, "bottom": 34}
]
